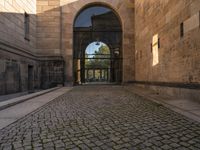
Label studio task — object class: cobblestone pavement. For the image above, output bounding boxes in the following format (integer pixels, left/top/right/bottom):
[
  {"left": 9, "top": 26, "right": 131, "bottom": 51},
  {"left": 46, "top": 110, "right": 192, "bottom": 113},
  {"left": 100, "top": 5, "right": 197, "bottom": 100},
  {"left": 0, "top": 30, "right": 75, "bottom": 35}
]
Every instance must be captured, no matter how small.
[{"left": 0, "top": 86, "right": 200, "bottom": 150}]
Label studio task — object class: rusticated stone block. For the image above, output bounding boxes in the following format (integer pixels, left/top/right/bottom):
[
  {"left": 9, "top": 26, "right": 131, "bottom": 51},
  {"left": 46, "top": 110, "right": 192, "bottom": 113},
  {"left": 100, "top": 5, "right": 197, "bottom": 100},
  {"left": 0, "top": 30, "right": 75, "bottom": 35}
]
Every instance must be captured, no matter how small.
[{"left": 135, "top": 0, "right": 200, "bottom": 84}]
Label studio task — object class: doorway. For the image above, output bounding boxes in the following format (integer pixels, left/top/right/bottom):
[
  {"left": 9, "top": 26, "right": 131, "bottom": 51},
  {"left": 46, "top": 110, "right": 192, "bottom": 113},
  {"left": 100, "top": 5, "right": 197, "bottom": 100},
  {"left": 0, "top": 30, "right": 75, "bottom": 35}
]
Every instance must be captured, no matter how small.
[
  {"left": 28, "top": 65, "right": 34, "bottom": 92},
  {"left": 73, "top": 5, "right": 122, "bottom": 85}
]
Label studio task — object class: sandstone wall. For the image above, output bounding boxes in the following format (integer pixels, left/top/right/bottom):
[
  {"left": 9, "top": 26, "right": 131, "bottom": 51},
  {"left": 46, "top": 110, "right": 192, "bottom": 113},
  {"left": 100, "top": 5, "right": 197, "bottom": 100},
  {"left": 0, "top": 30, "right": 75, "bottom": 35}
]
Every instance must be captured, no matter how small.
[
  {"left": 36, "top": 0, "right": 61, "bottom": 55},
  {"left": 135, "top": 0, "right": 200, "bottom": 85},
  {"left": 61, "top": 0, "right": 135, "bottom": 83},
  {"left": 36, "top": 0, "right": 135, "bottom": 83},
  {"left": 0, "top": 0, "right": 36, "bottom": 52},
  {"left": 0, "top": 0, "right": 64, "bottom": 95}
]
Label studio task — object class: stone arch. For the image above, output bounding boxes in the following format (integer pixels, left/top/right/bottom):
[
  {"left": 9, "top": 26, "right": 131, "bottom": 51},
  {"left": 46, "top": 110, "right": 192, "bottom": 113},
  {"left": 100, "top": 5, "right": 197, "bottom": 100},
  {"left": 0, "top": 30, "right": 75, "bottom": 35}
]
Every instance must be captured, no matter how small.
[
  {"left": 73, "top": 2, "right": 123, "bottom": 30},
  {"left": 60, "top": 0, "right": 135, "bottom": 84},
  {"left": 73, "top": 5, "right": 122, "bottom": 84}
]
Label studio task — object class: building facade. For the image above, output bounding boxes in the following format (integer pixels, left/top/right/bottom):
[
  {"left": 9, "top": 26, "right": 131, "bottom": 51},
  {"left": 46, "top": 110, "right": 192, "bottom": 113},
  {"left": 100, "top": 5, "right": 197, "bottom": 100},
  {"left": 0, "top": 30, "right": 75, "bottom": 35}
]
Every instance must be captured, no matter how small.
[{"left": 0, "top": 0, "right": 200, "bottom": 101}]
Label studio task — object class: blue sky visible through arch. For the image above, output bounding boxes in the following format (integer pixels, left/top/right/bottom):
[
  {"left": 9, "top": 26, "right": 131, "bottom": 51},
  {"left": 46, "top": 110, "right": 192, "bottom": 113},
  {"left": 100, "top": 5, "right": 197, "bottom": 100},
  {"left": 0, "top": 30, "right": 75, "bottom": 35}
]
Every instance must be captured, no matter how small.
[
  {"left": 86, "top": 42, "right": 105, "bottom": 54},
  {"left": 85, "top": 42, "right": 109, "bottom": 58},
  {"left": 75, "top": 6, "right": 111, "bottom": 27}
]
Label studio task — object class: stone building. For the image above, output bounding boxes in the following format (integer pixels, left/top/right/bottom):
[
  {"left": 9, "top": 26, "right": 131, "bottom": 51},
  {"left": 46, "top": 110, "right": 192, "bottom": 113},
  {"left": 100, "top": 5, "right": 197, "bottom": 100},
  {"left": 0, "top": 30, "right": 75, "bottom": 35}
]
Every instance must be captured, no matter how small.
[{"left": 0, "top": 0, "right": 200, "bottom": 101}]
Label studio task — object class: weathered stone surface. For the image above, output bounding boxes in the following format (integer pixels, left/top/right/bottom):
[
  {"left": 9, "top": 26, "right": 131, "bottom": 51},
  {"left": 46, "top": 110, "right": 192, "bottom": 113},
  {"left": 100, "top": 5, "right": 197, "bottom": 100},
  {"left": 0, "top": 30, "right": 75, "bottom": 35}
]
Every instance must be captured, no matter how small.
[
  {"left": 0, "top": 0, "right": 36, "bottom": 52},
  {"left": 0, "top": 0, "right": 64, "bottom": 95},
  {"left": 0, "top": 86, "right": 200, "bottom": 149},
  {"left": 36, "top": 0, "right": 135, "bottom": 83},
  {"left": 135, "top": 0, "right": 200, "bottom": 83},
  {"left": 0, "top": 0, "right": 200, "bottom": 99},
  {"left": 135, "top": 0, "right": 200, "bottom": 100}
]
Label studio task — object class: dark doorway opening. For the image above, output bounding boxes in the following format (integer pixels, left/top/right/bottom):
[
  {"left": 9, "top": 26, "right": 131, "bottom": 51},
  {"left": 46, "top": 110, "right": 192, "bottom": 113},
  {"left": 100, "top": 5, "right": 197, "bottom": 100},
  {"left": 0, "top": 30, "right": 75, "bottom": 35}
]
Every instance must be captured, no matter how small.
[
  {"left": 28, "top": 65, "right": 34, "bottom": 92},
  {"left": 73, "top": 5, "right": 122, "bottom": 85}
]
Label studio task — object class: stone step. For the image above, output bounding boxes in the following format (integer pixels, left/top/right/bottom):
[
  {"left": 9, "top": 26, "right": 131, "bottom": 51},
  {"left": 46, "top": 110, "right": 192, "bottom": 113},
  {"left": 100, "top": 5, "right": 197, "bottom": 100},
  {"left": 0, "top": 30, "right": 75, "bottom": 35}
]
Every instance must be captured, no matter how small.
[{"left": 0, "top": 87, "right": 60, "bottom": 111}]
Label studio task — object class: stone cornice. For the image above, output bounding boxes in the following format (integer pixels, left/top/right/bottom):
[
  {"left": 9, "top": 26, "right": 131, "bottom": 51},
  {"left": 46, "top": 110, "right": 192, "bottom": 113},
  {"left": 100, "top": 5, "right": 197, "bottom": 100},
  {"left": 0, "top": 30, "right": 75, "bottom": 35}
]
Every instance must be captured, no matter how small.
[{"left": 0, "top": 40, "right": 63, "bottom": 61}]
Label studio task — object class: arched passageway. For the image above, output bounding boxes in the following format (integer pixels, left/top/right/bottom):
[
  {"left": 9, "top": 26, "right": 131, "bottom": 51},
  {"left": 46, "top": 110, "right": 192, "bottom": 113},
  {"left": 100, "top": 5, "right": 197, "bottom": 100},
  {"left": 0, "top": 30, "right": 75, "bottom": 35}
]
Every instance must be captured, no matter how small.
[
  {"left": 73, "top": 5, "right": 122, "bottom": 85},
  {"left": 84, "top": 42, "right": 111, "bottom": 83}
]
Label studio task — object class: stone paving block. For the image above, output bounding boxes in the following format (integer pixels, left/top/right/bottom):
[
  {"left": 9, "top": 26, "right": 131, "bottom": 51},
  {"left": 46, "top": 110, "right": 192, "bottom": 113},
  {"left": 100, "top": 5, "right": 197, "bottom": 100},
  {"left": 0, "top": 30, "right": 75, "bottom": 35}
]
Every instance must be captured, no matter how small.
[{"left": 0, "top": 86, "right": 199, "bottom": 150}]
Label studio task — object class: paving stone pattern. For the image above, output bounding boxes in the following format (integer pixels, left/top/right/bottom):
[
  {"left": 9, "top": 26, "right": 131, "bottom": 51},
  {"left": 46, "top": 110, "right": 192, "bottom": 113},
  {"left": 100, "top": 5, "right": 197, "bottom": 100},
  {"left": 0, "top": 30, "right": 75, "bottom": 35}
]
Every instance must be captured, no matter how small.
[{"left": 0, "top": 86, "right": 200, "bottom": 150}]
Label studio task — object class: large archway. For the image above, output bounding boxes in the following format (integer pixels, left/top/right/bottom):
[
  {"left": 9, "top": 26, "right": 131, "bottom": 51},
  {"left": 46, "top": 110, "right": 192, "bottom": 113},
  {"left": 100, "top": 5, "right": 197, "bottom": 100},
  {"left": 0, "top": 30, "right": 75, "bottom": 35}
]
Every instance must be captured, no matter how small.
[{"left": 73, "top": 5, "right": 122, "bottom": 85}]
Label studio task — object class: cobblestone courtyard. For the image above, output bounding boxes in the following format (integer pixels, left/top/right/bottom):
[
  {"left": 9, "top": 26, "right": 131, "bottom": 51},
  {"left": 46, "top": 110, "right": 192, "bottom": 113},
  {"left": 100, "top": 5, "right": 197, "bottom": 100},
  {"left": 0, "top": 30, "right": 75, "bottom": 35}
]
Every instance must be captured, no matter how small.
[{"left": 0, "top": 86, "right": 200, "bottom": 150}]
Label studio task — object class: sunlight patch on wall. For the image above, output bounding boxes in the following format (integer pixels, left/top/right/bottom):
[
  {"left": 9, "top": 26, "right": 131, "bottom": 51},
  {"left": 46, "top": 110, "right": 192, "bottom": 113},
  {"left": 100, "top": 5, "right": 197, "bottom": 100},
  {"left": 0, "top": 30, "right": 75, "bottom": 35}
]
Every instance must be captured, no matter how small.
[
  {"left": 125, "top": 0, "right": 134, "bottom": 8},
  {"left": 184, "top": 12, "right": 200, "bottom": 34},
  {"left": 60, "top": 0, "right": 79, "bottom": 6},
  {"left": 152, "top": 34, "right": 159, "bottom": 66},
  {"left": 0, "top": 0, "right": 36, "bottom": 14}
]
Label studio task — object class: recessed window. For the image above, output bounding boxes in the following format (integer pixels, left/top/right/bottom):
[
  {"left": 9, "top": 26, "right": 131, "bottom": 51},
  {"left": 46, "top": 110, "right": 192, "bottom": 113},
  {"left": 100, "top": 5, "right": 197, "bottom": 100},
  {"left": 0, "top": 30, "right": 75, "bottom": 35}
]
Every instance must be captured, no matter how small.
[
  {"left": 158, "top": 38, "right": 160, "bottom": 48},
  {"left": 199, "top": 11, "right": 200, "bottom": 28},
  {"left": 24, "top": 12, "right": 30, "bottom": 41},
  {"left": 180, "top": 22, "right": 184, "bottom": 37}
]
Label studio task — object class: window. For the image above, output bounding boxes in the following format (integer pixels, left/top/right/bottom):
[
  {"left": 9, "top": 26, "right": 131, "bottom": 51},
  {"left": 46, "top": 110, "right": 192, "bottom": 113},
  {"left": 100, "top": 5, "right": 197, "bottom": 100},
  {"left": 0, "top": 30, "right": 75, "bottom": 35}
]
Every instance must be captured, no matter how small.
[
  {"left": 24, "top": 12, "right": 30, "bottom": 41},
  {"left": 199, "top": 11, "right": 200, "bottom": 28},
  {"left": 180, "top": 22, "right": 184, "bottom": 37}
]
